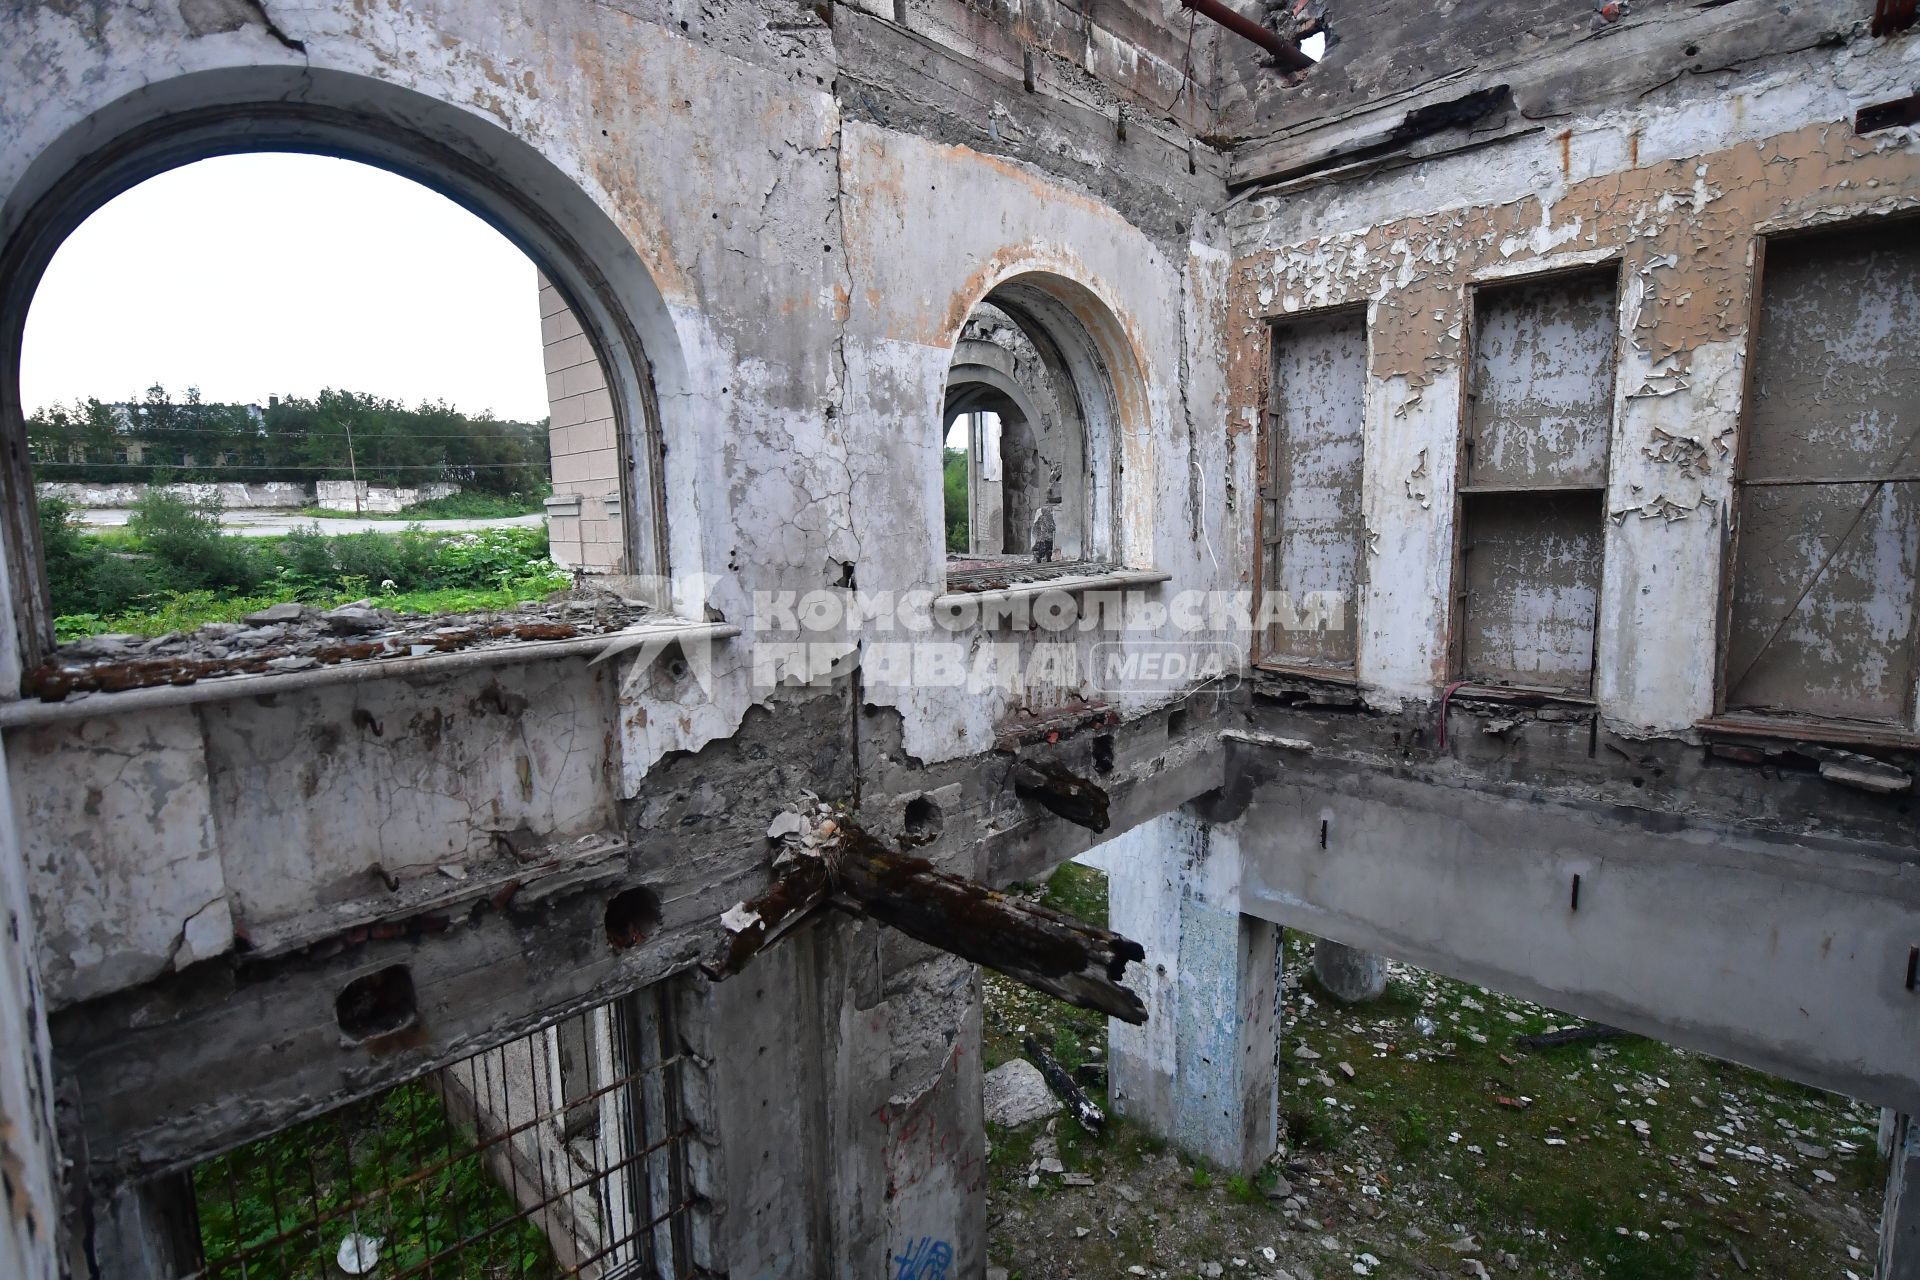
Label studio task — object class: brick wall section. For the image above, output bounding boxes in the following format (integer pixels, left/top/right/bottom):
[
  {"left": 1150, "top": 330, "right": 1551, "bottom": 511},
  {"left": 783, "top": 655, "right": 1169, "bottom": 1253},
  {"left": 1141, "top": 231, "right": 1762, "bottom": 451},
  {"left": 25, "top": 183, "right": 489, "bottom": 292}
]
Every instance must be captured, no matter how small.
[{"left": 538, "top": 273, "right": 624, "bottom": 573}]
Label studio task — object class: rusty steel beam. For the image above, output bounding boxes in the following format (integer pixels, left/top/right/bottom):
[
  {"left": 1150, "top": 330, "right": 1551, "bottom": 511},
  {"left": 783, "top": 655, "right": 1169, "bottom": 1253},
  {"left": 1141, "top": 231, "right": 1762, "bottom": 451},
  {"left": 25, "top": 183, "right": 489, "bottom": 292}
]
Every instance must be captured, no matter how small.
[
  {"left": 1178, "top": 0, "right": 1315, "bottom": 72},
  {"left": 709, "top": 824, "right": 1148, "bottom": 1024}
]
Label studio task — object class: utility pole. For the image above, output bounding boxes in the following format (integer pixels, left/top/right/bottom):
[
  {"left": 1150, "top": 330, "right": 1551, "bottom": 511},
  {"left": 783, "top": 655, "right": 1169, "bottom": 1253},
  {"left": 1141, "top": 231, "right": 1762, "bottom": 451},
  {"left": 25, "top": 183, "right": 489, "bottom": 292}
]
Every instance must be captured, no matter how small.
[{"left": 340, "top": 414, "right": 361, "bottom": 515}]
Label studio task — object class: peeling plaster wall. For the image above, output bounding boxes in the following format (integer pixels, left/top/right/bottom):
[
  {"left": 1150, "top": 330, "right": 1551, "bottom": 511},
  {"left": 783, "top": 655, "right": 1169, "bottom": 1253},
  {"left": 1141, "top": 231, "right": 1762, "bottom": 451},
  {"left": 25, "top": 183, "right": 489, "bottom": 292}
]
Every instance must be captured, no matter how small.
[{"left": 1227, "top": 33, "right": 1920, "bottom": 731}]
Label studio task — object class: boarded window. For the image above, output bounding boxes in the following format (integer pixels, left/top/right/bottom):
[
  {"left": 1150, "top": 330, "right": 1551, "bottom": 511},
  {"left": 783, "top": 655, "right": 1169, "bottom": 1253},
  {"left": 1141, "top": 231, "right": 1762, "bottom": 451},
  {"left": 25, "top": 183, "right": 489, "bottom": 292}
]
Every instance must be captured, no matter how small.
[
  {"left": 1262, "top": 308, "right": 1366, "bottom": 669},
  {"left": 1456, "top": 268, "right": 1618, "bottom": 693},
  {"left": 1725, "top": 221, "right": 1920, "bottom": 728},
  {"left": 1465, "top": 270, "right": 1616, "bottom": 488},
  {"left": 1459, "top": 491, "right": 1604, "bottom": 690}
]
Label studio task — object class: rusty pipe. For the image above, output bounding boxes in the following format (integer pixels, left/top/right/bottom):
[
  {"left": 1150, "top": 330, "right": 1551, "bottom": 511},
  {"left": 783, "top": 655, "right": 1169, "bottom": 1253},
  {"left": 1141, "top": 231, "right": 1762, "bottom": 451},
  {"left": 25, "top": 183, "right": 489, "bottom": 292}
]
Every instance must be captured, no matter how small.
[{"left": 1177, "top": 0, "right": 1315, "bottom": 71}]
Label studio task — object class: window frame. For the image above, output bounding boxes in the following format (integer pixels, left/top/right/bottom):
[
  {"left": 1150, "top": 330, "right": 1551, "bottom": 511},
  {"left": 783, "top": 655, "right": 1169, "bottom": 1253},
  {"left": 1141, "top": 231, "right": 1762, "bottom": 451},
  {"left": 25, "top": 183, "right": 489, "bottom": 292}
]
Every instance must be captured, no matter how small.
[
  {"left": 1447, "top": 258, "right": 1626, "bottom": 699},
  {"left": 1254, "top": 301, "right": 1371, "bottom": 681},
  {"left": 1711, "top": 213, "right": 1920, "bottom": 738},
  {"left": 938, "top": 277, "right": 1130, "bottom": 585}
]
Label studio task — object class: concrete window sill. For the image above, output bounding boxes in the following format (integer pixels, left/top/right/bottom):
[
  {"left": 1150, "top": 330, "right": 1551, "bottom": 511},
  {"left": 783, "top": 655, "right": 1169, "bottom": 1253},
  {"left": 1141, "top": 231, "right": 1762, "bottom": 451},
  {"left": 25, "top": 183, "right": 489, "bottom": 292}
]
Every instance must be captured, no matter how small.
[
  {"left": 932, "top": 566, "right": 1170, "bottom": 612},
  {"left": 1698, "top": 713, "right": 1920, "bottom": 753},
  {"left": 1447, "top": 682, "right": 1597, "bottom": 708},
  {"left": 1252, "top": 660, "right": 1359, "bottom": 686},
  {"left": 0, "top": 618, "right": 740, "bottom": 728}
]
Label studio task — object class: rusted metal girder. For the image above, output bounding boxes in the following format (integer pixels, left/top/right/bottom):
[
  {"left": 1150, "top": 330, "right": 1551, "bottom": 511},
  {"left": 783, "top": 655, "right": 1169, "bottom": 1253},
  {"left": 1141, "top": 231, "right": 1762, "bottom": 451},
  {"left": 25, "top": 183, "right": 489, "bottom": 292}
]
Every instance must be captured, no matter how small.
[
  {"left": 708, "top": 825, "right": 1148, "bottom": 1024},
  {"left": 1177, "top": 0, "right": 1315, "bottom": 72}
]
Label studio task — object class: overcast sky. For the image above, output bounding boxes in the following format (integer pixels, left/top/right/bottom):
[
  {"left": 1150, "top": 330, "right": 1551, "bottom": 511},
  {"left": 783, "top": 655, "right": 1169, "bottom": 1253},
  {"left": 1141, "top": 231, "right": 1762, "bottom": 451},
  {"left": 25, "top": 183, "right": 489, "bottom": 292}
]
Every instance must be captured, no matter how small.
[{"left": 21, "top": 153, "right": 550, "bottom": 422}]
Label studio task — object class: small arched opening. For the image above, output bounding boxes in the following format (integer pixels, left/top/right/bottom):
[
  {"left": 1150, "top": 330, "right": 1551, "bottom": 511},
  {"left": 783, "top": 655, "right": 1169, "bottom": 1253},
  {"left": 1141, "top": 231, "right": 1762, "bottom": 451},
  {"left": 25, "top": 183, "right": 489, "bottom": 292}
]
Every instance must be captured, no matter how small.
[{"left": 940, "top": 273, "right": 1135, "bottom": 581}]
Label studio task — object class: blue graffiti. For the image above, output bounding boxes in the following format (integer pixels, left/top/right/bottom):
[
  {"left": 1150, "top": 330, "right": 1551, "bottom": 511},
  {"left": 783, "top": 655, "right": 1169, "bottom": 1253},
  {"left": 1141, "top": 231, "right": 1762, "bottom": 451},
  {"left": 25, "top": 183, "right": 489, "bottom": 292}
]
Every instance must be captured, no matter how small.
[{"left": 892, "top": 1237, "right": 954, "bottom": 1280}]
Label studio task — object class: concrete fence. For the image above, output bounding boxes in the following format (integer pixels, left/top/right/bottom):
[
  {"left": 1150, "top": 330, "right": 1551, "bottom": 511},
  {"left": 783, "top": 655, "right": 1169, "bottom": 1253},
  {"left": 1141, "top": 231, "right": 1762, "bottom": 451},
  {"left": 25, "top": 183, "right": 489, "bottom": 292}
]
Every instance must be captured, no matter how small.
[
  {"left": 39, "top": 481, "right": 311, "bottom": 510},
  {"left": 38, "top": 480, "right": 461, "bottom": 514},
  {"left": 313, "top": 480, "right": 460, "bottom": 514}
]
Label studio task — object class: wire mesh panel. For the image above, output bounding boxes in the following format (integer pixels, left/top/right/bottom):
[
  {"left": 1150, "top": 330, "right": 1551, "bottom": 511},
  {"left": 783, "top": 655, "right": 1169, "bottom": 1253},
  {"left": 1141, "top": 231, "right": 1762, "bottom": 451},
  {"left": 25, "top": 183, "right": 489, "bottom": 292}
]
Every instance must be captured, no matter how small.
[{"left": 185, "top": 983, "right": 709, "bottom": 1280}]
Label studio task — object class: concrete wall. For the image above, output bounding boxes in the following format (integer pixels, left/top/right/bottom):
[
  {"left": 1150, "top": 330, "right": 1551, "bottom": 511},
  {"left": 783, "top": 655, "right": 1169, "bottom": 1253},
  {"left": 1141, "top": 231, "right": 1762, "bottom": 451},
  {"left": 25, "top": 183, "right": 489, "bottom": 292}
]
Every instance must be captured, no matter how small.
[
  {"left": 38, "top": 480, "right": 310, "bottom": 509},
  {"left": 1, "top": 0, "right": 1916, "bottom": 1273},
  {"left": 37, "top": 480, "right": 462, "bottom": 512},
  {"left": 313, "top": 479, "right": 460, "bottom": 513},
  {"left": 0, "top": 731, "right": 58, "bottom": 1280}
]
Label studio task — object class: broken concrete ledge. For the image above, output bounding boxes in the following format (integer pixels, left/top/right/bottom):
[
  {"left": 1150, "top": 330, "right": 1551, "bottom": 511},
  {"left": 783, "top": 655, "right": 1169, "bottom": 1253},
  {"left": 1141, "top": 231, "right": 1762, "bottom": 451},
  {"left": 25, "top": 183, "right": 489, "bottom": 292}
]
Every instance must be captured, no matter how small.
[
  {"left": 0, "top": 620, "right": 740, "bottom": 728},
  {"left": 931, "top": 567, "right": 1171, "bottom": 610}
]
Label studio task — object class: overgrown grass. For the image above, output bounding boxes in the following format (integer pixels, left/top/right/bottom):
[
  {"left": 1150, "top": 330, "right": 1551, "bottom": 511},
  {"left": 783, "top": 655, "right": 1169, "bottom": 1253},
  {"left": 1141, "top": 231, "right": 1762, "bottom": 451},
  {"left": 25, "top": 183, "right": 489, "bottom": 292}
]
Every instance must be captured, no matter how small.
[
  {"left": 1274, "top": 931, "right": 1881, "bottom": 1279},
  {"left": 46, "top": 491, "right": 570, "bottom": 639},
  {"left": 193, "top": 1080, "right": 555, "bottom": 1280},
  {"left": 984, "top": 866, "right": 1882, "bottom": 1280}
]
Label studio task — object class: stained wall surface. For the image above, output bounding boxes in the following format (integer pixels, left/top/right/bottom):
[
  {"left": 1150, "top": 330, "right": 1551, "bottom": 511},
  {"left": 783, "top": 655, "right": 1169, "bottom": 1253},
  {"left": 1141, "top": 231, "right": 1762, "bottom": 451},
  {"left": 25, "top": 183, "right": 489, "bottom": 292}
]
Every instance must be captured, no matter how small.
[{"left": 1226, "top": 24, "right": 1920, "bottom": 731}]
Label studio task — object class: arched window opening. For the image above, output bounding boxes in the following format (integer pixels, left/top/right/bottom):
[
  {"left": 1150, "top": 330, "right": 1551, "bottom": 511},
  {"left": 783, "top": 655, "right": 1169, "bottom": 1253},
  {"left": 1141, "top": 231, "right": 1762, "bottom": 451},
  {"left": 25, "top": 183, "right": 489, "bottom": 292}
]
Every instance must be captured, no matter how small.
[
  {"left": 13, "top": 151, "right": 656, "bottom": 690},
  {"left": 942, "top": 286, "right": 1119, "bottom": 581}
]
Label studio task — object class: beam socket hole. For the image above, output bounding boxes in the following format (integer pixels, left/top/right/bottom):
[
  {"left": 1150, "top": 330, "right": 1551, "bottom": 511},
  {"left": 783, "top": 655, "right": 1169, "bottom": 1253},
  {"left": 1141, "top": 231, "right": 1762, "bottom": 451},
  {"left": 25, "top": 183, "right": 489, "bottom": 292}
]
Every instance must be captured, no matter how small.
[
  {"left": 903, "top": 795, "right": 943, "bottom": 842},
  {"left": 606, "top": 886, "right": 663, "bottom": 950},
  {"left": 335, "top": 964, "right": 418, "bottom": 1041}
]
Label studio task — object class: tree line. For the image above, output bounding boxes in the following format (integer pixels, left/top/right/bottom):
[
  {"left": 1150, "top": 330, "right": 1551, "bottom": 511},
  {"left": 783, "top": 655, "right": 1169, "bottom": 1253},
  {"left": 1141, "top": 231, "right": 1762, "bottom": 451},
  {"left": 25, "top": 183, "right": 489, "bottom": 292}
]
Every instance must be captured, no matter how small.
[{"left": 28, "top": 385, "right": 550, "bottom": 497}]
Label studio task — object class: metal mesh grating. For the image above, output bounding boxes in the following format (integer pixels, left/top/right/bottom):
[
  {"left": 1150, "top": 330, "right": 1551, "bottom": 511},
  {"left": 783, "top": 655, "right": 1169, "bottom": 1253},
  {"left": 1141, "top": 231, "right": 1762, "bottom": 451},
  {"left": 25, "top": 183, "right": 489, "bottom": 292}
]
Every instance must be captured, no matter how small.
[{"left": 184, "top": 983, "right": 710, "bottom": 1279}]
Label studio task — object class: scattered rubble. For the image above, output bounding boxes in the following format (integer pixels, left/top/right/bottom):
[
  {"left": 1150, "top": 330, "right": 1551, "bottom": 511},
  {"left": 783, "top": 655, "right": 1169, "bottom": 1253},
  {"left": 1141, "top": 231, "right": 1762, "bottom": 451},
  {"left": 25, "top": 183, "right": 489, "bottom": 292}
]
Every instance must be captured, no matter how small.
[
  {"left": 984, "top": 1060, "right": 1062, "bottom": 1129},
  {"left": 26, "top": 593, "right": 655, "bottom": 701}
]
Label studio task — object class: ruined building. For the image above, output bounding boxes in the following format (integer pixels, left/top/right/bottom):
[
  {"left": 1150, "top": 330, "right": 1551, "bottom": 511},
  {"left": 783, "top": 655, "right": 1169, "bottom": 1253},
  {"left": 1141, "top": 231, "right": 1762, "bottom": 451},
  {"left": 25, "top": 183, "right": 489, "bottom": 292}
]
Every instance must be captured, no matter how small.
[{"left": 2, "top": 0, "right": 1919, "bottom": 1276}]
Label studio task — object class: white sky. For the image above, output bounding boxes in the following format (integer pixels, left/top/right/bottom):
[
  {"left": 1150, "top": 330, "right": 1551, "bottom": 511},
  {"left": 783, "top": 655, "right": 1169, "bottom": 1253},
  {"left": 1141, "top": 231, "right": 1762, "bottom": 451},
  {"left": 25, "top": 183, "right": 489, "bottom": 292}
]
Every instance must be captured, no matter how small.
[{"left": 21, "top": 153, "right": 550, "bottom": 422}]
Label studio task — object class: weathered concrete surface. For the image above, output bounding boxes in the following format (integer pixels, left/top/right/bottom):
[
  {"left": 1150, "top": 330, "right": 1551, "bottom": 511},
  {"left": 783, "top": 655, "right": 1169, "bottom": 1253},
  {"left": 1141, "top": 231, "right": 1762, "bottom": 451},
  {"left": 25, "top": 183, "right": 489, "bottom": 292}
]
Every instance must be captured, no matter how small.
[
  {"left": 38, "top": 481, "right": 311, "bottom": 509},
  {"left": 1311, "top": 939, "right": 1385, "bottom": 1004},
  {"left": 982, "top": 1058, "right": 1061, "bottom": 1129},
  {"left": 1217, "top": 736, "right": 1920, "bottom": 1114},
  {"left": 1884, "top": 1114, "right": 1920, "bottom": 1280},
  {"left": 1091, "top": 809, "right": 1280, "bottom": 1175},
  {"left": 2, "top": 0, "right": 1920, "bottom": 1273}
]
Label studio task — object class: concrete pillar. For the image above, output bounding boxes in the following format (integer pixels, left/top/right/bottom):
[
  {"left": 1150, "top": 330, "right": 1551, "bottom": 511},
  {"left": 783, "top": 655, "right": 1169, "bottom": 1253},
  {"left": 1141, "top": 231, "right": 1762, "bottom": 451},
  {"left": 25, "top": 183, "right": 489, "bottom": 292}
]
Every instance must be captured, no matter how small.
[
  {"left": 1882, "top": 1113, "right": 1920, "bottom": 1280},
  {"left": 1100, "top": 810, "right": 1280, "bottom": 1174},
  {"left": 699, "top": 913, "right": 985, "bottom": 1279},
  {"left": 86, "top": 1175, "right": 202, "bottom": 1280},
  {"left": 1313, "top": 938, "right": 1388, "bottom": 1003}
]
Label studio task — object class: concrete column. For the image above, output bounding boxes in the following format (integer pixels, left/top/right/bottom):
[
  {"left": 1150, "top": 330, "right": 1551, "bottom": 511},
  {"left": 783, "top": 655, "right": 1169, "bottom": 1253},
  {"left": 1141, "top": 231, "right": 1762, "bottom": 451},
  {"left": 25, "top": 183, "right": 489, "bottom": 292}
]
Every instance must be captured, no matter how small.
[
  {"left": 699, "top": 913, "right": 985, "bottom": 1279},
  {"left": 1882, "top": 1113, "right": 1920, "bottom": 1280},
  {"left": 86, "top": 1175, "right": 202, "bottom": 1280},
  {"left": 1312, "top": 938, "right": 1387, "bottom": 1003},
  {"left": 1099, "top": 810, "right": 1280, "bottom": 1174}
]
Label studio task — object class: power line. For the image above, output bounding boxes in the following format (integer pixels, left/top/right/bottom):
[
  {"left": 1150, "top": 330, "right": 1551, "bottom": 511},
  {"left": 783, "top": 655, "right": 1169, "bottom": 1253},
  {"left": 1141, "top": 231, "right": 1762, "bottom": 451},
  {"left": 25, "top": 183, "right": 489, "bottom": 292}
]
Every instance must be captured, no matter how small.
[
  {"left": 28, "top": 424, "right": 546, "bottom": 439},
  {"left": 34, "top": 460, "right": 549, "bottom": 473}
]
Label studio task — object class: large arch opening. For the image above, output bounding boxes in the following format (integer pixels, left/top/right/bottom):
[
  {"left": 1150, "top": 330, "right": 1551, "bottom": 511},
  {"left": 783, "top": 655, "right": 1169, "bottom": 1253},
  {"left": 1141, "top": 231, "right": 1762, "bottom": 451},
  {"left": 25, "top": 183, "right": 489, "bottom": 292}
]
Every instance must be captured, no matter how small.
[
  {"left": 0, "top": 68, "right": 683, "bottom": 683},
  {"left": 940, "top": 273, "right": 1136, "bottom": 583}
]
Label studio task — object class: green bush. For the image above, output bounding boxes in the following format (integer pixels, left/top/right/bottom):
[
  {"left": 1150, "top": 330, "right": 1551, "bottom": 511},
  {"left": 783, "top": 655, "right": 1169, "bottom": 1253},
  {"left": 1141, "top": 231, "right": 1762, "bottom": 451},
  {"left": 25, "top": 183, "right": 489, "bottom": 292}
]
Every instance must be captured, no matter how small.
[
  {"left": 40, "top": 496, "right": 159, "bottom": 618},
  {"left": 128, "top": 490, "right": 262, "bottom": 595},
  {"left": 45, "top": 503, "right": 569, "bottom": 639},
  {"left": 429, "top": 525, "right": 559, "bottom": 590},
  {"left": 330, "top": 527, "right": 439, "bottom": 590}
]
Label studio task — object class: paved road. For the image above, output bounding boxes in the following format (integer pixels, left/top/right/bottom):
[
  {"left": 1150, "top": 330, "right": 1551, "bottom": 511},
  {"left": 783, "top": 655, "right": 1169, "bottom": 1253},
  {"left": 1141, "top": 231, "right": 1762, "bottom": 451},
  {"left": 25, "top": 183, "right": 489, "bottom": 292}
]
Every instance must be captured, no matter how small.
[{"left": 77, "top": 509, "right": 544, "bottom": 537}]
